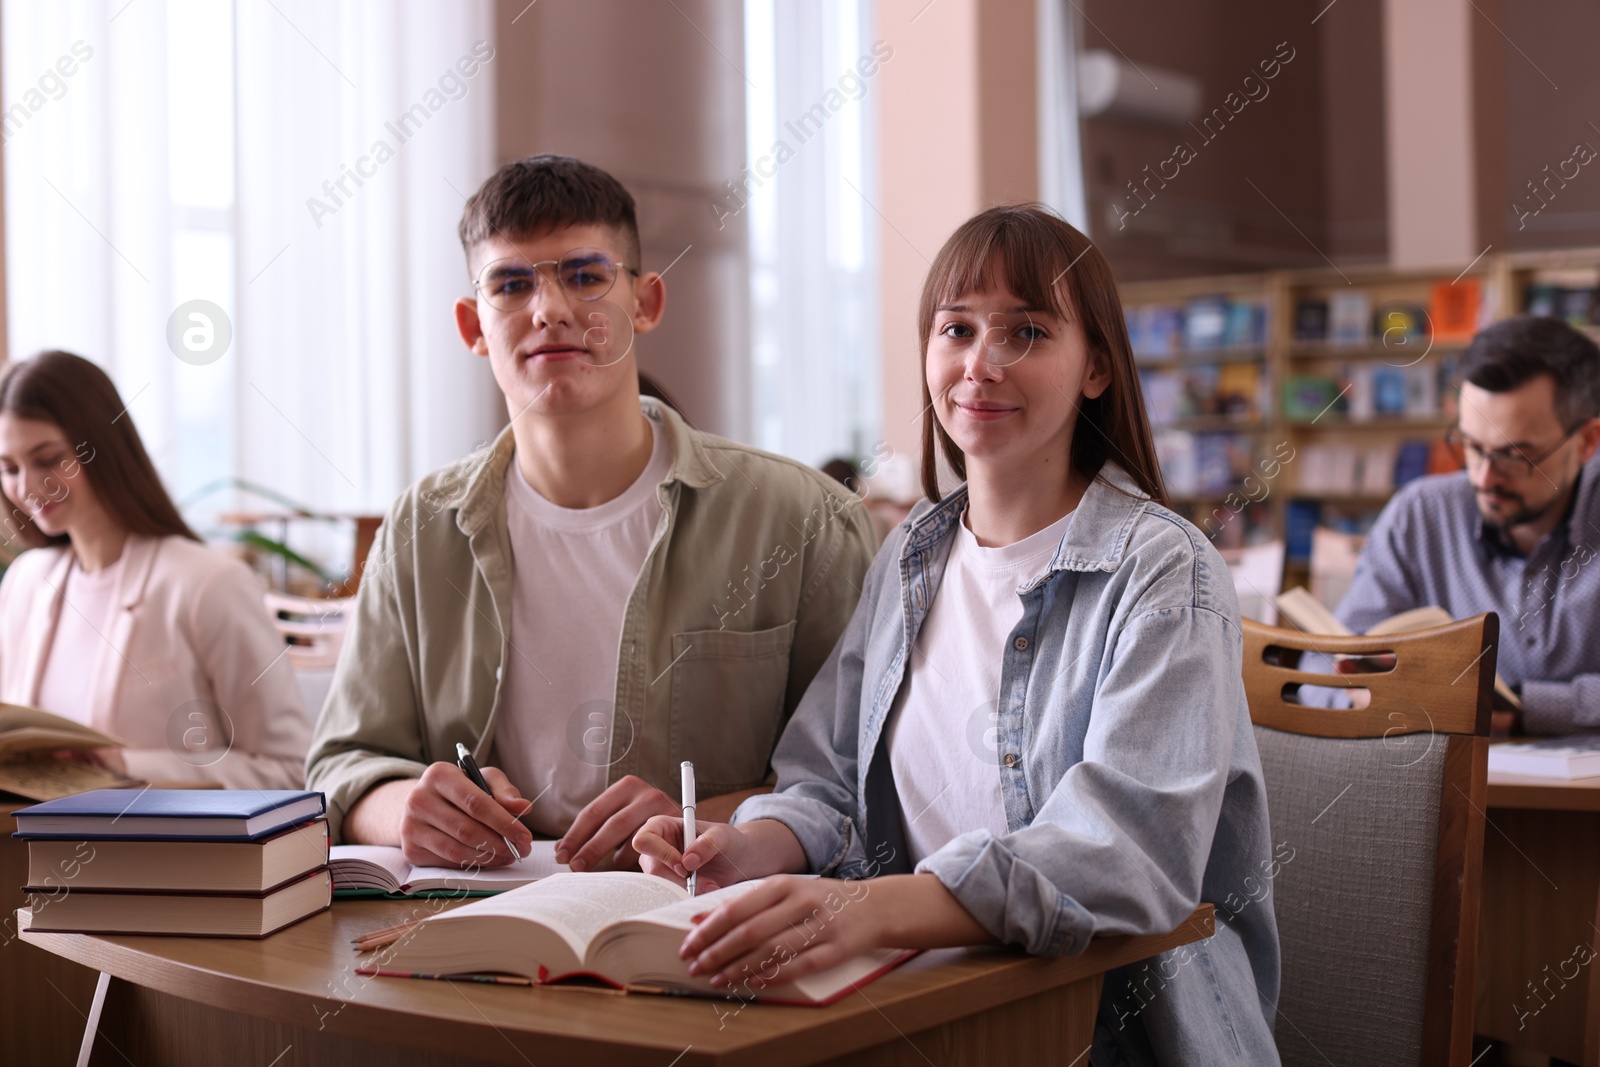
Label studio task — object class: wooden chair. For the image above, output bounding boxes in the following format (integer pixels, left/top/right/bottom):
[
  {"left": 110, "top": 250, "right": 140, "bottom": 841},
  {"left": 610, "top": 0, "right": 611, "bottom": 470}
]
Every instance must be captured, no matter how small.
[
  {"left": 1242, "top": 614, "right": 1495, "bottom": 1067},
  {"left": 263, "top": 592, "right": 353, "bottom": 722}
]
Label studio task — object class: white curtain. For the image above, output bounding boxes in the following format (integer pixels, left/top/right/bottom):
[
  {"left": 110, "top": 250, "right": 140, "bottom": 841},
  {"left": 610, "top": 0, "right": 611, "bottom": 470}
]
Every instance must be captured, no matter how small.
[
  {"left": 743, "top": 0, "right": 880, "bottom": 470},
  {"left": 1037, "top": 0, "right": 1088, "bottom": 232},
  {"left": 3, "top": 0, "right": 501, "bottom": 517}
]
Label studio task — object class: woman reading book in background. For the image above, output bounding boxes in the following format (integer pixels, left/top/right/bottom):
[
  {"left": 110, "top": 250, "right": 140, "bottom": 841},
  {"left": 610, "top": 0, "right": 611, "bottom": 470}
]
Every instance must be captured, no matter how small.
[
  {"left": 0, "top": 350, "right": 309, "bottom": 789},
  {"left": 636, "top": 206, "right": 1281, "bottom": 1064}
]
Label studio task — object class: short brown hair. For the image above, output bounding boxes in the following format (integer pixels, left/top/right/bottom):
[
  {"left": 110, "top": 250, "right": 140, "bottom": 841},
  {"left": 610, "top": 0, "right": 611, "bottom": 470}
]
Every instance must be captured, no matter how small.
[
  {"left": 457, "top": 154, "right": 641, "bottom": 270},
  {"left": 0, "top": 351, "right": 198, "bottom": 548},
  {"left": 916, "top": 203, "right": 1167, "bottom": 506},
  {"left": 1461, "top": 314, "right": 1600, "bottom": 427}
]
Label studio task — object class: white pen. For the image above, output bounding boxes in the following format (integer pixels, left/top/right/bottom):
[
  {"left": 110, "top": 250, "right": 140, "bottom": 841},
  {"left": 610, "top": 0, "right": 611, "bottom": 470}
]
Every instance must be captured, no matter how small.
[{"left": 680, "top": 760, "right": 697, "bottom": 898}]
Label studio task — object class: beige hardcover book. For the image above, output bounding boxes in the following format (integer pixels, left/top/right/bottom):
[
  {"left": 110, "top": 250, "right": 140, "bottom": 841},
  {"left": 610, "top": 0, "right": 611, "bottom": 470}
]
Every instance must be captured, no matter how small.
[
  {"left": 24, "top": 867, "right": 332, "bottom": 938},
  {"left": 26, "top": 820, "right": 330, "bottom": 893}
]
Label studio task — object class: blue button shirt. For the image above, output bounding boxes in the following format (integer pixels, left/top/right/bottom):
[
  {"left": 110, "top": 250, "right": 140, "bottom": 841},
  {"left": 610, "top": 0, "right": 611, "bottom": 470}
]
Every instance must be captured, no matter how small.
[
  {"left": 1337, "top": 457, "right": 1600, "bottom": 733},
  {"left": 735, "top": 463, "right": 1281, "bottom": 1065}
]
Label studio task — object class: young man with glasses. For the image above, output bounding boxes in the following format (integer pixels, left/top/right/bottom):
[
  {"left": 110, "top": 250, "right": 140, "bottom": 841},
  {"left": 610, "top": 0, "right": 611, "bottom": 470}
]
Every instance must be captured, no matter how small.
[
  {"left": 1336, "top": 315, "right": 1600, "bottom": 733},
  {"left": 306, "top": 155, "right": 876, "bottom": 868}
]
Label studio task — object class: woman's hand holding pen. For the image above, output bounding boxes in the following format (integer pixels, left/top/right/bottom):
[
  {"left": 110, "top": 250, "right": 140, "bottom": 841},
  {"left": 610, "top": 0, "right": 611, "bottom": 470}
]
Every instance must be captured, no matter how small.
[
  {"left": 399, "top": 760, "right": 532, "bottom": 868},
  {"left": 631, "top": 817, "right": 750, "bottom": 893}
]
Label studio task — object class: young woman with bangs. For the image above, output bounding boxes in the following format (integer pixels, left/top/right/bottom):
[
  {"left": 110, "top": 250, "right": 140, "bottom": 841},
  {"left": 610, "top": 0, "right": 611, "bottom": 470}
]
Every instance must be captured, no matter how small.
[
  {"left": 0, "top": 351, "right": 309, "bottom": 789},
  {"left": 635, "top": 205, "right": 1280, "bottom": 1064}
]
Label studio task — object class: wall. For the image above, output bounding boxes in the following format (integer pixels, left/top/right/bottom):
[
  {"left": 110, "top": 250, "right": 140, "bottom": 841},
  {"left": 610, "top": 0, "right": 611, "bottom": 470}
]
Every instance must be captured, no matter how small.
[
  {"left": 873, "top": 0, "right": 1041, "bottom": 459},
  {"left": 1318, "top": 0, "right": 1387, "bottom": 264},
  {"left": 1500, "top": 0, "right": 1600, "bottom": 251},
  {"left": 1078, "top": 0, "right": 1334, "bottom": 281}
]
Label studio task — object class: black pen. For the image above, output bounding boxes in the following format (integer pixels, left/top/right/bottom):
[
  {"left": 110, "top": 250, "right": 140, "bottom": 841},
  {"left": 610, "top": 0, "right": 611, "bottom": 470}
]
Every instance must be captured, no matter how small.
[{"left": 456, "top": 742, "right": 523, "bottom": 860}]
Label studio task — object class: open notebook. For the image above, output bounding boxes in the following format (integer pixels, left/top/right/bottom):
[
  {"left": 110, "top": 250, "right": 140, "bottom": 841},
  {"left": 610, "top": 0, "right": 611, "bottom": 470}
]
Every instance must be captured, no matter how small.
[
  {"left": 362, "top": 871, "right": 913, "bottom": 1004},
  {"left": 330, "top": 842, "right": 568, "bottom": 896}
]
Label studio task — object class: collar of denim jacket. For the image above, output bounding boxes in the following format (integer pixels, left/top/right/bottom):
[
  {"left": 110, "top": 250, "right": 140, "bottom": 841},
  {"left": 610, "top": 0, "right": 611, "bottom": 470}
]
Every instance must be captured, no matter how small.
[{"left": 900, "top": 461, "right": 1147, "bottom": 575}]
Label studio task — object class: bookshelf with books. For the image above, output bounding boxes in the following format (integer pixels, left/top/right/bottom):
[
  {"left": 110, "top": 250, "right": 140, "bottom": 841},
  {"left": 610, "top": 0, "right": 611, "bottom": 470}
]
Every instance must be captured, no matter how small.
[
  {"left": 1122, "top": 273, "right": 1277, "bottom": 551},
  {"left": 1276, "top": 262, "right": 1493, "bottom": 587},
  {"left": 1502, "top": 248, "right": 1600, "bottom": 345},
  {"left": 1121, "top": 248, "right": 1600, "bottom": 591}
]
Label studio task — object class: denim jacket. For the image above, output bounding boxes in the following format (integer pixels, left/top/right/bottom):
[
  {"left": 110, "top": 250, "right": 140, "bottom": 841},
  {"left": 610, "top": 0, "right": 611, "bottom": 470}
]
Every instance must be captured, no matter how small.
[{"left": 734, "top": 463, "right": 1281, "bottom": 1065}]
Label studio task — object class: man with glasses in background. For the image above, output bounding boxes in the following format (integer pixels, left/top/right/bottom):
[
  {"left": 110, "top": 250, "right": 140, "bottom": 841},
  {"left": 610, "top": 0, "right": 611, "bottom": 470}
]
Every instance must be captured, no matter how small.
[
  {"left": 307, "top": 155, "right": 875, "bottom": 868},
  {"left": 1336, "top": 315, "right": 1600, "bottom": 733}
]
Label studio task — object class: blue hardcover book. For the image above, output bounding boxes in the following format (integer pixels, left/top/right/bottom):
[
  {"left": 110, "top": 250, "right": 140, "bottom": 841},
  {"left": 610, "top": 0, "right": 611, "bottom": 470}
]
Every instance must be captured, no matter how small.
[
  {"left": 12, "top": 789, "right": 325, "bottom": 840},
  {"left": 1285, "top": 501, "right": 1322, "bottom": 564}
]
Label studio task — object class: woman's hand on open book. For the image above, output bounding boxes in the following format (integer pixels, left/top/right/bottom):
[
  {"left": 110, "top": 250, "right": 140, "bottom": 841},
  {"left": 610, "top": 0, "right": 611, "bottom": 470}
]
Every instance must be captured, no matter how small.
[
  {"left": 50, "top": 748, "right": 126, "bottom": 773},
  {"left": 678, "top": 874, "right": 992, "bottom": 989},
  {"left": 677, "top": 875, "right": 885, "bottom": 988}
]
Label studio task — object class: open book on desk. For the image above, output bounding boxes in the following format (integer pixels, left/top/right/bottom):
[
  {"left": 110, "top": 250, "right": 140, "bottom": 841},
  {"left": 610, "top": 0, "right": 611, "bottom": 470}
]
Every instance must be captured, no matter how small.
[
  {"left": 330, "top": 842, "right": 568, "bottom": 897},
  {"left": 359, "top": 871, "right": 914, "bottom": 1004},
  {"left": 1275, "top": 588, "right": 1522, "bottom": 711}
]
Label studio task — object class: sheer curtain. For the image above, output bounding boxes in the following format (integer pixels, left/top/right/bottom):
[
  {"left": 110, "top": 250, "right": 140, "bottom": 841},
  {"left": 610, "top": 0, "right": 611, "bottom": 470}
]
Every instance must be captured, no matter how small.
[
  {"left": 1037, "top": 0, "right": 1088, "bottom": 231},
  {"left": 3, "top": 0, "right": 501, "bottom": 517},
  {"left": 742, "top": 0, "right": 881, "bottom": 470}
]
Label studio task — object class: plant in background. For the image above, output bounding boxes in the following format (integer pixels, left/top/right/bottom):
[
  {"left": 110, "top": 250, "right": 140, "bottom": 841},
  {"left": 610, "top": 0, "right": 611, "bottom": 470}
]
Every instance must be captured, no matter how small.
[{"left": 180, "top": 477, "right": 355, "bottom": 597}]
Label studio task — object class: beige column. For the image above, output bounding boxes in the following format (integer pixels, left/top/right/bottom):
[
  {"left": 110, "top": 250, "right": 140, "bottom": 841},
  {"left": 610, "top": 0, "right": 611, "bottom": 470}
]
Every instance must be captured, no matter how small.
[
  {"left": 493, "top": 0, "right": 750, "bottom": 438},
  {"left": 1382, "top": 0, "right": 1480, "bottom": 267},
  {"left": 874, "top": 0, "right": 1039, "bottom": 459}
]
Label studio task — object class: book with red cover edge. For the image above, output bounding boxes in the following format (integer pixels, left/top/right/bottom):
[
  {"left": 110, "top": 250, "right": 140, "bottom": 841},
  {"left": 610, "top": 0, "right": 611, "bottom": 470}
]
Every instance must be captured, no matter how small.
[{"left": 357, "top": 949, "right": 920, "bottom": 1005}]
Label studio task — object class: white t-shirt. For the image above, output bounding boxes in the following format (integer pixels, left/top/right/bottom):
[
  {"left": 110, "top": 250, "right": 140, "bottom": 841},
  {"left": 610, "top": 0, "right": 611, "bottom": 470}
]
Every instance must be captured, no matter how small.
[
  {"left": 888, "top": 507, "right": 1073, "bottom": 866},
  {"left": 488, "top": 420, "right": 670, "bottom": 836},
  {"left": 36, "top": 555, "right": 124, "bottom": 726}
]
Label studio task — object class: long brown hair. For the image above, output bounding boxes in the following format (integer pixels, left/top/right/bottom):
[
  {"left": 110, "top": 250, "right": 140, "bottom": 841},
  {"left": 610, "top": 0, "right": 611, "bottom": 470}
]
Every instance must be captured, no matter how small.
[
  {"left": 0, "top": 350, "right": 198, "bottom": 548},
  {"left": 917, "top": 204, "right": 1167, "bottom": 506}
]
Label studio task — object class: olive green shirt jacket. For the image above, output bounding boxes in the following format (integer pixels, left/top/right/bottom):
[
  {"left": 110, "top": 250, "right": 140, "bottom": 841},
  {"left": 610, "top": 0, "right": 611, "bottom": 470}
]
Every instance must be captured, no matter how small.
[{"left": 306, "top": 399, "right": 877, "bottom": 841}]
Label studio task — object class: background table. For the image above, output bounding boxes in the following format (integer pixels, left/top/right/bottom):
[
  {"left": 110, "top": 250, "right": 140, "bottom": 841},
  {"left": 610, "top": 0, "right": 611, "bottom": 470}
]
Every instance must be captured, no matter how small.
[
  {"left": 21, "top": 895, "right": 1213, "bottom": 1066},
  {"left": 1478, "top": 770, "right": 1600, "bottom": 1065}
]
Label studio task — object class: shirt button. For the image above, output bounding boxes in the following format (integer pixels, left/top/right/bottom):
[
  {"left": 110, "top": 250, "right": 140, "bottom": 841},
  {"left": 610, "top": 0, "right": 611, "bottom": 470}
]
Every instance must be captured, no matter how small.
[
  {"left": 1003, "top": 753, "right": 1019, "bottom": 768},
  {"left": 1526, "top": 637, "right": 1535, "bottom": 646},
  {"left": 1014, "top": 636, "right": 1029, "bottom": 651}
]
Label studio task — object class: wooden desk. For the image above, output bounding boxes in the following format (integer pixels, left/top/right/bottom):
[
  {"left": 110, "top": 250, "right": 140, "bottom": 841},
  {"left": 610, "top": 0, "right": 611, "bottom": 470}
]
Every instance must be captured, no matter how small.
[
  {"left": 21, "top": 897, "right": 1213, "bottom": 1066},
  {"left": 1479, "top": 770, "right": 1600, "bottom": 1065},
  {"left": 0, "top": 802, "right": 102, "bottom": 1066}
]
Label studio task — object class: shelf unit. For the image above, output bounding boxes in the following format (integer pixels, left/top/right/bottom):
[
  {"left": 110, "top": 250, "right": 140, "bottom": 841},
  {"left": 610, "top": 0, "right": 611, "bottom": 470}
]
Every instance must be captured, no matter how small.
[{"left": 1119, "top": 248, "right": 1600, "bottom": 590}]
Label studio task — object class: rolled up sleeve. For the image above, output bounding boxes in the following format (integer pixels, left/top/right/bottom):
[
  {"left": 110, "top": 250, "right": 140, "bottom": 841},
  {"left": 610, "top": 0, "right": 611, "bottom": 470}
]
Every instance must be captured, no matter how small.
[{"left": 1523, "top": 674, "right": 1600, "bottom": 733}]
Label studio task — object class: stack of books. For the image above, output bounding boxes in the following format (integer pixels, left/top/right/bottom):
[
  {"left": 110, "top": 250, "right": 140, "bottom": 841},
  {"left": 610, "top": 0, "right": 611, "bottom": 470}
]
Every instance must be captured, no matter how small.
[{"left": 15, "top": 789, "right": 331, "bottom": 938}]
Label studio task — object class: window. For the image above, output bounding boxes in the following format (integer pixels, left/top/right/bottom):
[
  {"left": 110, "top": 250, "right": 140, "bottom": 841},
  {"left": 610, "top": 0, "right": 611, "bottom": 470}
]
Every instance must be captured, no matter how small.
[
  {"left": 742, "top": 0, "right": 881, "bottom": 470},
  {"left": 3, "top": 0, "right": 500, "bottom": 527}
]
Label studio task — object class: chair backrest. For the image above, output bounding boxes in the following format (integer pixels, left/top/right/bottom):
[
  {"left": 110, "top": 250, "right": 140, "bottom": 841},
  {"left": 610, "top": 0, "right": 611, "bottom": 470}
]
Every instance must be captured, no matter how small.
[
  {"left": 1242, "top": 614, "right": 1494, "bottom": 1067},
  {"left": 262, "top": 592, "right": 352, "bottom": 671}
]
